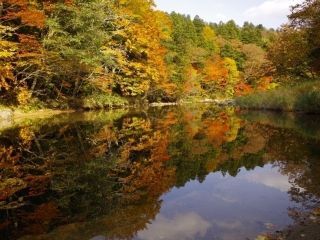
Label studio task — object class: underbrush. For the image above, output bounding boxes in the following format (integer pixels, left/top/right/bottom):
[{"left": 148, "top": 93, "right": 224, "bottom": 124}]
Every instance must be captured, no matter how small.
[
  {"left": 236, "top": 81, "right": 320, "bottom": 113},
  {"left": 81, "top": 93, "right": 128, "bottom": 109}
]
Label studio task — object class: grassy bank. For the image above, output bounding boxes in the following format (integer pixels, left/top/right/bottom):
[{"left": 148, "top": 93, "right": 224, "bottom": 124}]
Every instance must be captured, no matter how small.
[{"left": 236, "top": 81, "right": 320, "bottom": 113}]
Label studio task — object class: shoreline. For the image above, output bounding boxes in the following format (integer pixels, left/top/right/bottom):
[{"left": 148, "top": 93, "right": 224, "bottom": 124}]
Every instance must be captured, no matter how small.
[
  {"left": 13, "top": 109, "right": 76, "bottom": 121},
  {"left": 0, "top": 109, "right": 76, "bottom": 131},
  {"left": 1, "top": 98, "right": 320, "bottom": 125}
]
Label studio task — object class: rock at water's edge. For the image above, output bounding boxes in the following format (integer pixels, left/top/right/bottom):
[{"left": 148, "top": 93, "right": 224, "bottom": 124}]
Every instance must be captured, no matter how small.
[{"left": 0, "top": 109, "right": 13, "bottom": 122}]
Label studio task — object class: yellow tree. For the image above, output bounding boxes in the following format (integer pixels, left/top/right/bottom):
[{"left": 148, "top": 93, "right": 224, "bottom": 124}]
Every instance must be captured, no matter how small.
[
  {"left": 202, "top": 25, "right": 219, "bottom": 53},
  {"left": 109, "top": 0, "right": 175, "bottom": 100},
  {"left": 224, "top": 57, "right": 240, "bottom": 97},
  {"left": 0, "top": 25, "right": 17, "bottom": 94},
  {"left": 1, "top": 0, "right": 50, "bottom": 104}
]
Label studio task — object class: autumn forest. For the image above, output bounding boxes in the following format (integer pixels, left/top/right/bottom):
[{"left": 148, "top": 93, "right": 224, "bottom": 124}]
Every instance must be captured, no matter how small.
[
  {"left": 1, "top": 1, "right": 320, "bottom": 240},
  {"left": 0, "top": 0, "right": 319, "bottom": 110}
]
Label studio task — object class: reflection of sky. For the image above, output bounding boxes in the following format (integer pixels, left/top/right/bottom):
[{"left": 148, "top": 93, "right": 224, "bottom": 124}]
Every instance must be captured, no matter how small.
[
  {"left": 137, "top": 213, "right": 211, "bottom": 240},
  {"left": 241, "top": 165, "right": 291, "bottom": 192},
  {"left": 135, "top": 165, "right": 296, "bottom": 240}
]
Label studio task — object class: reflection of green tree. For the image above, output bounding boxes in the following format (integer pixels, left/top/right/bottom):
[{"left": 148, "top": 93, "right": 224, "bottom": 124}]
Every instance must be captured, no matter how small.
[
  {"left": 163, "top": 106, "right": 240, "bottom": 186},
  {"left": 167, "top": 130, "right": 217, "bottom": 186},
  {"left": 218, "top": 151, "right": 265, "bottom": 177},
  {"left": 166, "top": 106, "right": 220, "bottom": 186},
  {"left": 223, "top": 128, "right": 248, "bottom": 154}
]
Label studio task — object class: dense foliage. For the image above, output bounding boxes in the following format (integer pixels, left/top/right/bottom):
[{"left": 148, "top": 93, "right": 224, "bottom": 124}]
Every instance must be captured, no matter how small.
[
  {"left": 236, "top": 0, "right": 320, "bottom": 113},
  {"left": 0, "top": 0, "right": 277, "bottom": 108},
  {"left": 268, "top": 0, "right": 320, "bottom": 80}
]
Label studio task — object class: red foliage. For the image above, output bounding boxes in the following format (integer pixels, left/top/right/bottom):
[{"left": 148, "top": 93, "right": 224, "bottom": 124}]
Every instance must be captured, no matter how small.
[{"left": 235, "top": 81, "right": 253, "bottom": 96}]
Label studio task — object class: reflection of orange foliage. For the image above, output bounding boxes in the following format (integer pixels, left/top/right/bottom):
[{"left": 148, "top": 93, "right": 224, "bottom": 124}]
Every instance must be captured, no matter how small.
[
  {"left": 22, "top": 202, "right": 60, "bottom": 234},
  {"left": 184, "top": 111, "right": 195, "bottom": 122},
  {"left": 90, "top": 125, "right": 116, "bottom": 157},
  {"left": 158, "top": 111, "right": 177, "bottom": 128},
  {"left": 205, "top": 158, "right": 219, "bottom": 172},
  {"left": 19, "top": 127, "right": 35, "bottom": 146},
  {"left": 27, "top": 202, "right": 60, "bottom": 222},
  {"left": 183, "top": 111, "right": 201, "bottom": 139},
  {"left": 152, "top": 132, "right": 171, "bottom": 162},
  {"left": 101, "top": 202, "right": 161, "bottom": 239},
  {"left": 0, "top": 146, "right": 21, "bottom": 167},
  {"left": 121, "top": 131, "right": 175, "bottom": 202},
  {"left": 203, "top": 114, "right": 230, "bottom": 147},
  {"left": 192, "top": 140, "right": 210, "bottom": 155}
]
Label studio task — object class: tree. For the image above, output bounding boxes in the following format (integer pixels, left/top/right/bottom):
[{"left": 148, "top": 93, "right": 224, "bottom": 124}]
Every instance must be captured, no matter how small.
[
  {"left": 224, "top": 57, "right": 240, "bottom": 97},
  {"left": 0, "top": 25, "right": 17, "bottom": 98},
  {"left": 241, "top": 43, "right": 272, "bottom": 85},
  {"left": 44, "top": 0, "right": 115, "bottom": 99},
  {"left": 1, "top": 0, "right": 48, "bottom": 104},
  {"left": 106, "top": 0, "right": 174, "bottom": 100},
  {"left": 289, "top": 0, "right": 320, "bottom": 74},
  {"left": 268, "top": 0, "right": 320, "bottom": 79},
  {"left": 240, "top": 22, "right": 263, "bottom": 46},
  {"left": 164, "top": 13, "right": 199, "bottom": 97},
  {"left": 202, "top": 25, "right": 219, "bottom": 53},
  {"left": 220, "top": 43, "right": 246, "bottom": 70},
  {"left": 193, "top": 15, "right": 206, "bottom": 46},
  {"left": 216, "top": 20, "right": 240, "bottom": 40},
  {"left": 268, "top": 27, "right": 310, "bottom": 78},
  {"left": 202, "top": 56, "right": 239, "bottom": 98}
]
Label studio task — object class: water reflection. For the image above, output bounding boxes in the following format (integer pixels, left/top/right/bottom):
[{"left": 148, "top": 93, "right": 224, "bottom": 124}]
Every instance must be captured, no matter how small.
[
  {"left": 153, "top": 165, "right": 294, "bottom": 240},
  {"left": 137, "top": 213, "right": 211, "bottom": 240},
  {"left": 0, "top": 105, "right": 320, "bottom": 240},
  {"left": 241, "top": 165, "right": 291, "bottom": 192}
]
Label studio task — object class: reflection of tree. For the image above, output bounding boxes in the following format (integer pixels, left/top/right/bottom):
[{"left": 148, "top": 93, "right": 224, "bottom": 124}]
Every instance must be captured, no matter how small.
[
  {"left": 0, "top": 111, "right": 127, "bottom": 239},
  {"left": 218, "top": 151, "right": 265, "bottom": 177},
  {"left": 2, "top": 107, "right": 320, "bottom": 239},
  {"left": 166, "top": 106, "right": 265, "bottom": 184},
  {"left": 1, "top": 107, "right": 244, "bottom": 239},
  {"left": 271, "top": 134, "right": 320, "bottom": 214},
  {"left": 21, "top": 202, "right": 161, "bottom": 240},
  {"left": 115, "top": 116, "right": 176, "bottom": 203}
]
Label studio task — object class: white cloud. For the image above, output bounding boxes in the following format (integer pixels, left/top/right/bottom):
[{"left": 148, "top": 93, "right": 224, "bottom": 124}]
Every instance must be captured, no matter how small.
[
  {"left": 137, "top": 212, "right": 211, "bottom": 240},
  {"left": 242, "top": 166, "right": 291, "bottom": 192},
  {"left": 243, "top": 0, "right": 302, "bottom": 27},
  {"left": 155, "top": 0, "right": 305, "bottom": 28}
]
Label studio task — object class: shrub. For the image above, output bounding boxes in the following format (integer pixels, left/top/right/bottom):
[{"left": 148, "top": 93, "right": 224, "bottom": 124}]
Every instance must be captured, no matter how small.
[
  {"left": 236, "top": 81, "right": 320, "bottom": 113},
  {"left": 82, "top": 93, "right": 128, "bottom": 110}
]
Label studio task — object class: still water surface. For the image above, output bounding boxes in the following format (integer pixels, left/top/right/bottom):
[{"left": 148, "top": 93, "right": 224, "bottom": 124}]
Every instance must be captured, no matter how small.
[{"left": 1, "top": 105, "right": 320, "bottom": 240}]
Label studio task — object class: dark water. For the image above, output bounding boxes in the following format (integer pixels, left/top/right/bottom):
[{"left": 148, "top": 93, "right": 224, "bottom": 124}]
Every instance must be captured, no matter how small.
[{"left": 1, "top": 105, "right": 320, "bottom": 240}]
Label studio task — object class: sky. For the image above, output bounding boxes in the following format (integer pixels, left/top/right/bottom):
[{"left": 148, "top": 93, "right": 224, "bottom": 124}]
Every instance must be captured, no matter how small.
[{"left": 154, "top": 0, "right": 304, "bottom": 29}]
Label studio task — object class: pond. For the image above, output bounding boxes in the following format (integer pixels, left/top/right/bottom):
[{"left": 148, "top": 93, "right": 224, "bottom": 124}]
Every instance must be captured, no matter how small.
[{"left": 1, "top": 105, "right": 320, "bottom": 240}]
